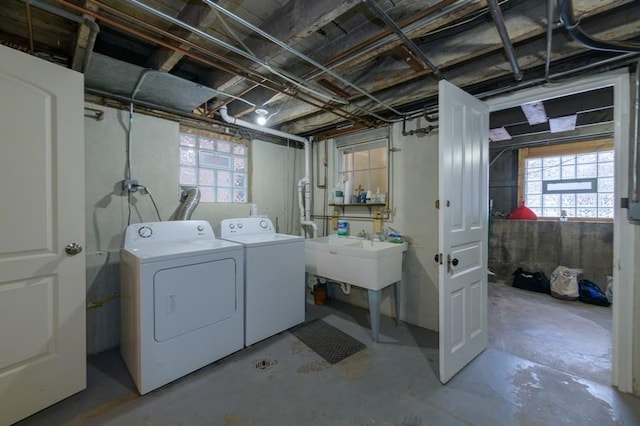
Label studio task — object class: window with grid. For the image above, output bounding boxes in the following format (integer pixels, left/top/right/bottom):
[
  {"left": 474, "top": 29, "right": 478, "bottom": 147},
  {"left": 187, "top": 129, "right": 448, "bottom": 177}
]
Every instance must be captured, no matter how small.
[
  {"left": 521, "top": 141, "right": 614, "bottom": 219},
  {"left": 179, "top": 131, "right": 248, "bottom": 203},
  {"left": 338, "top": 139, "right": 388, "bottom": 200}
]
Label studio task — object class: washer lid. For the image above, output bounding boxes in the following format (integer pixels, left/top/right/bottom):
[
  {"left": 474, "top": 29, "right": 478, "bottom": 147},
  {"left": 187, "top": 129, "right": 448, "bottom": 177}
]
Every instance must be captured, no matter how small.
[
  {"left": 222, "top": 233, "right": 304, "bottom": 247},
  {"left": 122, "top": 239, "right": 242, "bottom": 263}
]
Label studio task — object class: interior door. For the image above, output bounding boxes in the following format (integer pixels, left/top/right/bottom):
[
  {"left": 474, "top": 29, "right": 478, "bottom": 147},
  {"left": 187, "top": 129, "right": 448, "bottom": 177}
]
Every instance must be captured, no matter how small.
[
  {"left": 0, "top": 45, "right": 86, "bottom": 424},
  {"left": 438, "top": 80, "right": 489, "bottom": 384}
]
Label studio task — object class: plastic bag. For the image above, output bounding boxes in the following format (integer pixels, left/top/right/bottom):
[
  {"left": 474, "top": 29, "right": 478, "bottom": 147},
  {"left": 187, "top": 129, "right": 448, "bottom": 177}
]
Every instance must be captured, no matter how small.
[
  {"left": 605, "top": 275, "right": 613, "bottom": 304},
  {"left": 550, "top": 266, "right": 582, "bottom": 300},
  {"left": 511, "top": 267, "right": 551, "bottom": 294}
]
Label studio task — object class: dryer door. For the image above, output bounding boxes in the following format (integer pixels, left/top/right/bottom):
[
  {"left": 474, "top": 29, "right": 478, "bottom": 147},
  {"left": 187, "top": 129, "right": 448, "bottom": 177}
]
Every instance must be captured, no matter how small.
[{"left": 154, "top": 259, "right": 237, "bottom": 342}]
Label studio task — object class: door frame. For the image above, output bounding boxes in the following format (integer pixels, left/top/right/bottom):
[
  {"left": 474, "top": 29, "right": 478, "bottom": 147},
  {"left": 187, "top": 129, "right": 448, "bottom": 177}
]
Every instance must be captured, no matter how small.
[{"left": 485, "top": 70, "right": 633, "bottom": 392}]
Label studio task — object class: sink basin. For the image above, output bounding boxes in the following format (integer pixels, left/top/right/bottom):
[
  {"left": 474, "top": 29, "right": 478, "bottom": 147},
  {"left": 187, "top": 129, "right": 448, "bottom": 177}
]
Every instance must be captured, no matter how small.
[{"left": 304, "top": 236, "right": 407, "bottom": 291}]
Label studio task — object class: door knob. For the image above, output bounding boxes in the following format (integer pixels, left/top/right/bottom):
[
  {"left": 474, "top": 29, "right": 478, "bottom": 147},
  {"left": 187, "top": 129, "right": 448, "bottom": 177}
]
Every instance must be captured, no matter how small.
[
  {"left": 451, "top": 258, "right": 459, "bottom": 266},
  {"left": 446, "top": 254, "right": 459, "bottom": 272},
  {"left": 65, "top": 243, "right": 83, "bottom": 255}
]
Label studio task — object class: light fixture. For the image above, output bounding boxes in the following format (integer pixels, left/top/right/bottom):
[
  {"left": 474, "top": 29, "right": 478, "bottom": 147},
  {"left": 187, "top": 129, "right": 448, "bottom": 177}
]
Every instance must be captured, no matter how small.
[
  {"left": 521, "top": 101, "right": 548, "bottom": 125},
  {"left": 255, "top": 105, "right": 269, "bottom": 126}
]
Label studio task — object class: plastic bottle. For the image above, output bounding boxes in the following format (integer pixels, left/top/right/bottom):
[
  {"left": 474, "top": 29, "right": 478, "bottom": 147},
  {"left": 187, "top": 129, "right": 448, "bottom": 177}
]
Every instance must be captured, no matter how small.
[{"left": 344, "top": 180, "right": 352, "bottom": 204}]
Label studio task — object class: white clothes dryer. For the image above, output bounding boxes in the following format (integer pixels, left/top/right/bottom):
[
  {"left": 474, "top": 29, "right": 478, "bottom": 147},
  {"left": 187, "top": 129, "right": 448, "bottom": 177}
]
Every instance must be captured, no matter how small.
[
  {"left": 120, "top": 220, "right": 243, "bottom": 394},
  {"left": 217, "top": 217, "right": 304, "bottom": 346}
]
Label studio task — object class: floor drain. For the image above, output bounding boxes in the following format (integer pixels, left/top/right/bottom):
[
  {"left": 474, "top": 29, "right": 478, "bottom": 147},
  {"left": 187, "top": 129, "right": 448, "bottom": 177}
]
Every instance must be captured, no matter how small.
[{"left": 253, "top": 359, "right": 278, "bottom": 371}]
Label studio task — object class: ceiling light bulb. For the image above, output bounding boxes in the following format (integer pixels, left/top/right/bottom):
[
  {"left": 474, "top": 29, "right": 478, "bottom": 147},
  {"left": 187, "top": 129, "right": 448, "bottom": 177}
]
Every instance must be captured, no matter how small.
[
  {"left": 255, "top": 106, "right": 269, "bottom": 116},
  {"left": 256, "top": 115, "right": 267, "bottom": 126}
]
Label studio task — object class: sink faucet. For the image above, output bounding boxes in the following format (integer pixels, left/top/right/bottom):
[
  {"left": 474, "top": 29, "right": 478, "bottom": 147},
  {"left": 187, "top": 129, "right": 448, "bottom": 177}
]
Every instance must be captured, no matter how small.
[{"left": 357, "top": 229, "right": 369, "bottom": 239}]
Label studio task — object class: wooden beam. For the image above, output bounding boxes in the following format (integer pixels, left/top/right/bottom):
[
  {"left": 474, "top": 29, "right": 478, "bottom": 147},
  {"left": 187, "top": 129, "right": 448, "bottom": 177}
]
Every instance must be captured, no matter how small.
[{"left": 71, "top": 1, "right": 98, "bottom": 71}]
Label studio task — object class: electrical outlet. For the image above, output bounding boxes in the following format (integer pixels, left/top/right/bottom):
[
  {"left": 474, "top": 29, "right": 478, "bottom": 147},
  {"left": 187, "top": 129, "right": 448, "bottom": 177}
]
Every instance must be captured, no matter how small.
[{"left": 122, "top": 179, "right": 139, "bottom": 192}]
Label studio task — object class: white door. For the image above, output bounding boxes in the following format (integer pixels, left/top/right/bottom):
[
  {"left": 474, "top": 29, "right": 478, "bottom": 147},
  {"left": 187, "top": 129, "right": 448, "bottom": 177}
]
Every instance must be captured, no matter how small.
[
  {"left": 438, "top": 80, "right": 489, "bottom": 384},
  {"left": 0, "top": 45, "right": 86, "bottom": 424}
]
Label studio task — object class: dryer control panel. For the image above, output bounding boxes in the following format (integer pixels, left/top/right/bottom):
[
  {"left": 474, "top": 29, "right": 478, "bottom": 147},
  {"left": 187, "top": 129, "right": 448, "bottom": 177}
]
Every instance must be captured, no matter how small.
[
  {"left": 218, "top": 217, "right": 275, "bottom": 238},
  {"left": 124, "top": 220, "right": 215, "bottom": 248}
]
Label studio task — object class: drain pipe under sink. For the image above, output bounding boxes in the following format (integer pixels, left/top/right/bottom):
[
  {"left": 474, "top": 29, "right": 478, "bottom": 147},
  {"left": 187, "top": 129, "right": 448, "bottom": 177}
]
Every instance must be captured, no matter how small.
[{"left": 219, "top": 106, "right": 317, "bottom": 237}]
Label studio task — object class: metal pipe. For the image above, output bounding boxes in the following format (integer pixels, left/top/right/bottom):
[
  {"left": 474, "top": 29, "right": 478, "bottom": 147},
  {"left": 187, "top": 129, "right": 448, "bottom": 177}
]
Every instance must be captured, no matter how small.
[
  {"left": 20, "top": 0, "right": 83, "bottom": 23},
  {"left": 24, "top": 0, "right": 35, "bottom": 54},
  {"left": 125, "top": 0, "right": 344, "bottom": 105},
  {"left": 633, "top": 59, "right": 640, "bottom": 201},
  {"left": 486, "top": 0, "right": 523, "bottom": 81},
  {"left": 557, "top": 0, "right": 640, "bottom": 53},
  {"left": 362, "top": 0, "right": 443, "bottom": 80},
  {"left": 545, "top": 0, "right": 554, "bottom": 80},
  {"left": 203, "top": 0, "right": 406, "bottom": 116}
]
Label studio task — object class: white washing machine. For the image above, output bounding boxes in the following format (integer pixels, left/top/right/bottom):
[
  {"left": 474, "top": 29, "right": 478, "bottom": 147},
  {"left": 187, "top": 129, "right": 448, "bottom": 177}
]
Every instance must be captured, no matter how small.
[
  {"left": 217, "top": 217, "right": 305, "bottom": 346},
  {"left": 120, "top": 220, "right": 244, "bottom": 394}
]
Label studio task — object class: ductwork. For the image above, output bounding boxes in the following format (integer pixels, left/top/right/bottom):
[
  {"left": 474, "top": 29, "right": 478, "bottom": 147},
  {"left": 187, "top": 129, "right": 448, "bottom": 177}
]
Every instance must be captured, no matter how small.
[
  {"left": 218, "top": 106, "right": 317, "bottom": 238},
  {"left": 176, "top": 187, "right": 201, "bottom": 220},
  {"left": 557, "top": 0, "right": 640, "bottom": 53}
]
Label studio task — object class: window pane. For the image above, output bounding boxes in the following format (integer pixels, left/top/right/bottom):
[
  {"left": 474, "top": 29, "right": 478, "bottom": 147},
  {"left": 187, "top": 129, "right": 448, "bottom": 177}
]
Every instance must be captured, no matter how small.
[
  {"left": 343, "top": 153, "right": 353, "bottom": 172},
  {"left": 598, "top": 208, "right": 613, "bottom": 218},
  {"left": 526, "top": 181, "right": 542, "bottom": 194},
  {"left": 370, "top": 147, "right": 387, "bottom": 169},
  {"left": 233, "top": 145, "right": 246, "bottom": 155},
  {"left": 353, "top": 171, "right": 368, "bottom": 192},
  {"left": 561, "top": 193, "right": 576, "bottom": 207},
  {"left": 576, "top": 163, "right": 597, "bottom": 178},
  {"left": 598, "top": 177, "right": 614, "bottom": 192},
  {"left": 577, "top": 153, "right": 597, "bottom": 164},
  {"left": 526, "top": 194, "right": 541, "bottom": 207},
  {"left": 200, "top": 151, "right": 231, "bottom": 169},
  {"left": 233, "top": 188, "right": 247, "bottom": 203},
  {"left": 353, "top": 150, "right": 369, "bottom": 171},
  {"left": 234, "top": 156, "right": 246, "bottom": 172},
  {"left": 180, "top": 167, "right": 197, "bottom": 185},
  {"left": 561, "top": 155, "right": 575, "bottom": 166},
  {"left": 217, "top": 170, "right": 232, "bottom": 187},
  {"left": 199, "top": 137, "right": 215, "bottom": 150},
  {"left": 562, "top": 165, "right": 575, "bottom": 179},
  {"left": 180, "top": 134, "right": 196, "bottom": 147},
  {"left": 199, "top": 169, "right": 215, "bottom": 186},
  {"left": 216, "top": 187, "right": 231, "bottom": 202},
  {"left": 180, "top": 147, "right": 197, "bottom": 166},
  {"left": 370, "top": 168, "right": 387, "bottom": 194},
  {"left": 529, "top": 207, "right": 542, "bottom": 217},
  {"left": 543, "top": 156, "right": 561, "bottom": 168},
  {"left": 577, "top": 208, "right": 597, "bottom": 218},
  {"left": 598, "top": 151, "right": 614, "bottom": 162},
  {"left": 543, "top": 207, "right": 560, "bottom": 217},
  {"left": 543, "top": 165, "right": 560, "bottom": 180},
  {"left": 527, "top": 168, "right": 542, "bottom": 181},
  {"left": 526, "top": 158, "right": 542, "bottom": 168},
  {"left": 217, "top": 141, "right": 231, "bottom": 153},
  {"left": 577, "top": 193, "right": 597, "bottom": 207},
  {"left": 598, "top": 193, "right": 614, "bottom": 208},
  {"left": 234, "top": 173, "right": 246, "bottom": 188},
  {"left": 543, "top": 194, "right": 560, "bottom": 207},
  {"left": 565, "top": 208, "right": 576, "bottom": 217},
  {"left": 598, "top": 162, "right": 614, "bottom": 177},
  {"left": 200, "top": 186, "right": 215, "bottom": 202}
]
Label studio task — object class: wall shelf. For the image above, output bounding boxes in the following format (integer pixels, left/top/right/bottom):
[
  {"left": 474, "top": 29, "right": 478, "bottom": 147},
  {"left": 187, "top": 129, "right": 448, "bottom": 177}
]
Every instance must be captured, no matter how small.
[{"left": 330, "top": 203, "right": 386, "bottom": 213}]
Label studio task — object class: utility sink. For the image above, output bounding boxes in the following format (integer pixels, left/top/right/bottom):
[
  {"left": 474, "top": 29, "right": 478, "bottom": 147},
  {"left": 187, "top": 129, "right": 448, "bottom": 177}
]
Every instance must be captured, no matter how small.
[{"left": 304, "top": 235, "right": 407, "bottom": 291}]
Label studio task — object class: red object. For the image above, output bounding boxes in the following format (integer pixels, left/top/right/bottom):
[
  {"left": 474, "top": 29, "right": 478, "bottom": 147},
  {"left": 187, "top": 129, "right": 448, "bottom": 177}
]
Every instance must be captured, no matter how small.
[{"left": 508, "top": 203, "right": 538, "bottom": 220}]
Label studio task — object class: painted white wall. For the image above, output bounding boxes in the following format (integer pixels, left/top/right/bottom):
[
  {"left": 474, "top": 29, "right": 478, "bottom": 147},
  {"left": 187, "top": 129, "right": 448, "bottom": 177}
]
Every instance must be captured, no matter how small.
[
  {"left": 311, "top": 118, "right": 440, "bottom": 332},
  {"left": 84, "top": 103, "right": 304, "bottom": 353}
]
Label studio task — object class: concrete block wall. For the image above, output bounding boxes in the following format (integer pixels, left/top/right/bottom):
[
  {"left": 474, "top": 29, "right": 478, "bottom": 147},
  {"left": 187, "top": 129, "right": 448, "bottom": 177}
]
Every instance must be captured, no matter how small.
[{"left": 489, "top": 218, "right": 614, "bottom": 289}]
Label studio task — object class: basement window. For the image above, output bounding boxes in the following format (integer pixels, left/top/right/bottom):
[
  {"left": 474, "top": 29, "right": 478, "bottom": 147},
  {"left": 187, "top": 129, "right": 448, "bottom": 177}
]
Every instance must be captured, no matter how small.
[
  {"left": 179, "top": 129, "right": 249, "bottom": 203},
  {"left": 337, "top": 139, "right": 388, "bottom": 201},
  {"left": 519, "top": 140, "right": 614, "bottom": 220}
]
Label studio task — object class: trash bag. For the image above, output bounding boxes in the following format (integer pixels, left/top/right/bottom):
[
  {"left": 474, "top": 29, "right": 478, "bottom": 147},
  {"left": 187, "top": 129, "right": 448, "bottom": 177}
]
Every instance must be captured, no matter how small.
[
  {"left": 578, "top": 279, "right": 611, "bottom": 307},
  {"left": 511, "top": 267, "right": 551, "bottom": 294},
  {"left": 605, "top": 275, "right": 613, "bottom": 304},
  {"left": 550, "top": 266, "right": 582, "bottom": 301}
]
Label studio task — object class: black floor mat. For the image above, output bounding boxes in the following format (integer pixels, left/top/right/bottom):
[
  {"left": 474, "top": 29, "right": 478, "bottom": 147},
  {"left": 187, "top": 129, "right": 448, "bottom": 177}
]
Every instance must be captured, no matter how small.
[{"left": 290, "top": 319, "right": 366, "bottom": 364}]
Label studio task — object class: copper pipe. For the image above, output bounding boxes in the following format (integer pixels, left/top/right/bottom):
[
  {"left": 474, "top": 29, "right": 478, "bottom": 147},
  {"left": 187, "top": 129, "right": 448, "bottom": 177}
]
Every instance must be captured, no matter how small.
[
  {"left": 54, "top": 0, "right": 373, "bottom": 127},
  {"left": 24, "top": 0, "right": 35, "bottom": 54}
]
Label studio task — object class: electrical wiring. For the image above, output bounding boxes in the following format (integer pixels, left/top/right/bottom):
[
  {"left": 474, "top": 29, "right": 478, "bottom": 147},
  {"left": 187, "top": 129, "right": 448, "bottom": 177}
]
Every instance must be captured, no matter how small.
[{"left": 134, "top": 185, "right": 162, "bottom": 222}]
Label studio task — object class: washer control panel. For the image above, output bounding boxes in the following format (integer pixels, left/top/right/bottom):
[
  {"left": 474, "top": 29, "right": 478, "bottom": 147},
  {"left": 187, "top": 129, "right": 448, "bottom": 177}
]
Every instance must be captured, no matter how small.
[
  {"left": 124, "top": 220, "right": 215, "bottom": 248},
  {"left": 218, "top": 217, "right": 274, "bottom": 238}
]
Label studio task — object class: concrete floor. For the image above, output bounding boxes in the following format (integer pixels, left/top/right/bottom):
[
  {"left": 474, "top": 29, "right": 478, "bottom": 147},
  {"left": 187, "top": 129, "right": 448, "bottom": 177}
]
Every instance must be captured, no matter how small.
[{"left": 18, "top": 282, "right": 640, "bottom": 425}]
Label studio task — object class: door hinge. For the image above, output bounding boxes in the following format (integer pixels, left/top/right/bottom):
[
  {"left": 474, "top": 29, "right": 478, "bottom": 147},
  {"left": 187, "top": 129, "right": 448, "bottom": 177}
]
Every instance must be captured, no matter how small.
[
  {"left": 435, "top": 200, "right": 439, "bottom": 209},
  {"left": 446, "top": 200, "right": 450, "bottom": 207}
]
